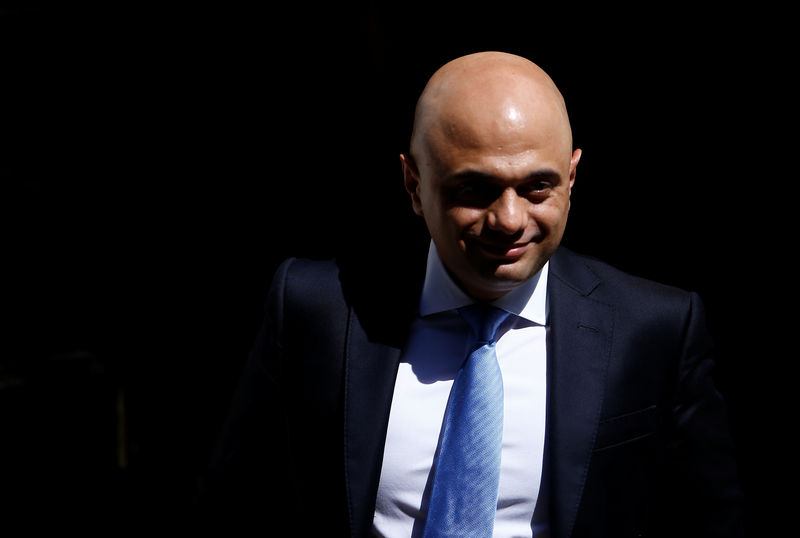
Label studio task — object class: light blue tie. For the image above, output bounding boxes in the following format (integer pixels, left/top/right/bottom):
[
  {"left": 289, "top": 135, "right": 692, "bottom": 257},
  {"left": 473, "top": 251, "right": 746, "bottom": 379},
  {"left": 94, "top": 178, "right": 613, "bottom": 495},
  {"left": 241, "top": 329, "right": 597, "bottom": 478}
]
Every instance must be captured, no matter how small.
[{"left": 423, "top": 305, "right": 510, "bottom": 537}]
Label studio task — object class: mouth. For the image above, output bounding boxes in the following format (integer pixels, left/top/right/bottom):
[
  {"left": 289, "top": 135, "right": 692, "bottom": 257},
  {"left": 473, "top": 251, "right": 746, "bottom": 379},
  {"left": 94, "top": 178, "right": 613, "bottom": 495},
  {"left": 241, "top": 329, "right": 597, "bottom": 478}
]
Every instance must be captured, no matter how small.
[{"left": 470, "top": 239, "right": 530, "bottom": 261}]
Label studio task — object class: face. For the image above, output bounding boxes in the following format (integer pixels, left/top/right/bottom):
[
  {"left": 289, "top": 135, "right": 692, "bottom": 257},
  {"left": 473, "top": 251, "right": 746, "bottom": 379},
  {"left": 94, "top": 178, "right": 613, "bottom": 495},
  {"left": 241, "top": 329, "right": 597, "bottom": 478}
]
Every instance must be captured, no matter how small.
[{"left": 403, "top": 133, "right": 581, "bottom": 301}]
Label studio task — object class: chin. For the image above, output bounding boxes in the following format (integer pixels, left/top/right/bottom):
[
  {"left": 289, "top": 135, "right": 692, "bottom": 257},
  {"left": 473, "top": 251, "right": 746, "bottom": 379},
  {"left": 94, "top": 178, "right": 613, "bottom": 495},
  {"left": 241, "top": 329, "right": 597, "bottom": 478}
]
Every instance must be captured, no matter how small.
[
  {"left": 486, "top": 270, "right": 532, "bottom": 293},
  {"left": 464, "top": 262, "right": 537, "bottom": 300},
  {"left": 491, "top": 255, "right": 542, "bottom": 283},
  {"left": 455, "top": 250, "right": 547, "bottom": 300}
]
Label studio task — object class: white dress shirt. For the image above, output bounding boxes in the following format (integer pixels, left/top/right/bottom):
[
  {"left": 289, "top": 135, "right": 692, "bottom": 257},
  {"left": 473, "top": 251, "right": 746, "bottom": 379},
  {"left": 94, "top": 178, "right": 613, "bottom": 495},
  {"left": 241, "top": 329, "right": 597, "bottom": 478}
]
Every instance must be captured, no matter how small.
[{"left": 372, "top": 242, "right": 549, "bottom": 537}]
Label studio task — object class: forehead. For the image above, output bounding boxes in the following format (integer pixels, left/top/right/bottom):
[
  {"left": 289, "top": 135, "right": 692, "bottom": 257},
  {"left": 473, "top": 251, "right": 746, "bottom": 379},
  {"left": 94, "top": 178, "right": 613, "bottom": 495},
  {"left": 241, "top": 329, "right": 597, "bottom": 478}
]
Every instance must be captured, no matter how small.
[
  {"left": 425, "top": 112, "right": 570, "bottom": 181},
  {"left": 419, "top": 79, "right": 571, "bottom": 177},
  {"left": 428, "top": 143, "right": 568, "bottom": 185},
  {"left": 437, "top": 82, "right": 563, "bottom": 140}
]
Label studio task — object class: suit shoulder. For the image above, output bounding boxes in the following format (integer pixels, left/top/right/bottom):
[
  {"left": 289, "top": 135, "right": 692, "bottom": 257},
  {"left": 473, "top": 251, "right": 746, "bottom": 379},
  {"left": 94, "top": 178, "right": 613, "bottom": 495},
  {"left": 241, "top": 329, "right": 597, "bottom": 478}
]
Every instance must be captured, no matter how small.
[
  {"left": 278, "top": 257, "right": 341, "bottom": 288},
  {"left": 552, "top": 248, "right": 704, "bottom": 353},
  {"left": 552, "top": 247, "right": 695, "bottom": 309},
  {"left": 268, "top": 257, "right": 346, "bottom": 316}
]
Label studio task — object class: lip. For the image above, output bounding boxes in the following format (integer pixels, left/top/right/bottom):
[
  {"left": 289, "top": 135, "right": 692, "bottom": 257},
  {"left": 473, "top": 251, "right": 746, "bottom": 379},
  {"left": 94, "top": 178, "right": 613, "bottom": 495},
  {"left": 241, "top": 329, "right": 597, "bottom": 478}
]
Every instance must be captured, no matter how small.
[{"left": 471, "top": 239, "right": 530, "bottom": 260}]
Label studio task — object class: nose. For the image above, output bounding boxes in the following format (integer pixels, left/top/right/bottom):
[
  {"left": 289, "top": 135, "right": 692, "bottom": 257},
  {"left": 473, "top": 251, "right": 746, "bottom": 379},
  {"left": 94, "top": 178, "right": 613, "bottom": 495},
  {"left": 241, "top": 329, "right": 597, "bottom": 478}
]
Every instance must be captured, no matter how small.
[{"left": 486, "top": 188, "right": 527, "bottom": 235}]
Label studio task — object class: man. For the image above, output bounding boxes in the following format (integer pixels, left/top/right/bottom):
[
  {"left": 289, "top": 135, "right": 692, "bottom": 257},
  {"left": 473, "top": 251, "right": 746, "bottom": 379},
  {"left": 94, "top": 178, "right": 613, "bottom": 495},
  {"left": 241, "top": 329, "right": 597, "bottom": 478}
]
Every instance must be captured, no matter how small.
[{"left": 200, "top": 52, "right": 743, "bottom": 537}]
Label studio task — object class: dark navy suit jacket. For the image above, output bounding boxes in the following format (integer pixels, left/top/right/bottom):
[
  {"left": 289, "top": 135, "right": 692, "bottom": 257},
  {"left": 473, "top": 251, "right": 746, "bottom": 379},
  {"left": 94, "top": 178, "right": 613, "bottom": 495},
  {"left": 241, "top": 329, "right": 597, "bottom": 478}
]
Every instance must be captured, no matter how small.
[{"left": 199, "top": 246, "right": 743, "bottom": 537}]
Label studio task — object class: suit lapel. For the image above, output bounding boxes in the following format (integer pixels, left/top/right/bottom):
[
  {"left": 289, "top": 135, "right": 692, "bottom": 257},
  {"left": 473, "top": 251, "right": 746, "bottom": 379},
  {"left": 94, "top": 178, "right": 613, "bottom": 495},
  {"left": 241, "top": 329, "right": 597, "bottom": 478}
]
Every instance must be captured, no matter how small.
[
  {"left": 342, "top": 309, "right": 402, "bottom": 537},
  {"left": 337, "top": 239, "right": 428, "bottom": 537},
  {"left": 546, "top": 248, "right": 615, "bottom": 538}
]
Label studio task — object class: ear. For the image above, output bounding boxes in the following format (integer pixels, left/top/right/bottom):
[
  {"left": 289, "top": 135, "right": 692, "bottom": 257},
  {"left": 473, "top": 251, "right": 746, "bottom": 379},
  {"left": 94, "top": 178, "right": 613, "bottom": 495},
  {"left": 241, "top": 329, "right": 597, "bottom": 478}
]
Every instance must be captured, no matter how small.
[
  {"left": 568, "top": 148, "right": 582, "bottom": 196},
  {"left": 400, "top": 153, "right": 424, "bottom": 216}
]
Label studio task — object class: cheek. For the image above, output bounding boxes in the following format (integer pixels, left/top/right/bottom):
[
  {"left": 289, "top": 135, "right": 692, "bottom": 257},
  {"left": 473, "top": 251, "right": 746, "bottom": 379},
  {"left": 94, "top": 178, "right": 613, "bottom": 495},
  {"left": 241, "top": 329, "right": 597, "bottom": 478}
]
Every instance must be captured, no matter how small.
[
  {"left": 445, "top": 207, "right": 485, "bottom": 236},
  {"left": 421, "top": 200, "right": 468, "bottom": 251},
  {"left": 533, "top": 198, "right": 570, "bottom": 231}
]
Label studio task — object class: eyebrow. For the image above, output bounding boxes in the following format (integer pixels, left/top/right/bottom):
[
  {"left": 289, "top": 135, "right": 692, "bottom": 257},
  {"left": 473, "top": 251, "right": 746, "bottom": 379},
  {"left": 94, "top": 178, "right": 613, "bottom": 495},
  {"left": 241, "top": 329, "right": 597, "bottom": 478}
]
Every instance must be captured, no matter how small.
[{"left": 445, "top": 168, "right": 562, "bottom": 185}]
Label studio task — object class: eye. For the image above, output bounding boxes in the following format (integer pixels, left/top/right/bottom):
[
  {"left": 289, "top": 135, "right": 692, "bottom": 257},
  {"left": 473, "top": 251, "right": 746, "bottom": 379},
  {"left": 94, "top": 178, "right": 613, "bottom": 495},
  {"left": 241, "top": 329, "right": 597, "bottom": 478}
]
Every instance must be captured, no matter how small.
[
  {"left": 449, "top": 180, "right": 500, "bottom": 206},
  {"left": 518, "top": 180, "right": 553, "bottom": 200}
]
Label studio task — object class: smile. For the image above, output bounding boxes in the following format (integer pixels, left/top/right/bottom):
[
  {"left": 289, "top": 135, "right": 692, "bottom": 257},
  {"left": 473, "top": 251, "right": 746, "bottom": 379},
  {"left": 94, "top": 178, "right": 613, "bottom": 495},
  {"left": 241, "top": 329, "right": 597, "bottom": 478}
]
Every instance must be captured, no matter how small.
[{"left": 471, "top": 240, "right": 530, "bottom": 260}]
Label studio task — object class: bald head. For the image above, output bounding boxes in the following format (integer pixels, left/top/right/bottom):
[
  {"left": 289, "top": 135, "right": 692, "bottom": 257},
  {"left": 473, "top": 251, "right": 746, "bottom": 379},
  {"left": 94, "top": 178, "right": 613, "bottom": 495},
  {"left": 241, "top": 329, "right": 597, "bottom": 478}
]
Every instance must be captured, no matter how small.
[
  {"left": 410, "top": 51, "right": 572, "bottom": 169},
  {"left": 401, "top": 51, "right": 581, "bottom": 300}
]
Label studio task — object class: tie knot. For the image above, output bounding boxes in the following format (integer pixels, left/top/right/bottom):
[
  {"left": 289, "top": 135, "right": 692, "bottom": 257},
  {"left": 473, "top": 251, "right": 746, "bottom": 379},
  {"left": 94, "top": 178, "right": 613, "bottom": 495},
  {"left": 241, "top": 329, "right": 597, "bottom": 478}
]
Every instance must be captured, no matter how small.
[{"left": 458, "top": 304, "right": 511, "bottom": 345}]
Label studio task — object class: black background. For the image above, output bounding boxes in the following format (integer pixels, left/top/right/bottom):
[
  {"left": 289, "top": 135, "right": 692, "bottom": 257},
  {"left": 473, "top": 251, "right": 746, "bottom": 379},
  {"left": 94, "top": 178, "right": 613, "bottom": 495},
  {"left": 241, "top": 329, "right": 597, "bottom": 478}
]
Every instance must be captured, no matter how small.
[{"left": 3, "top": 2, "right": 793, "bottom": 532}]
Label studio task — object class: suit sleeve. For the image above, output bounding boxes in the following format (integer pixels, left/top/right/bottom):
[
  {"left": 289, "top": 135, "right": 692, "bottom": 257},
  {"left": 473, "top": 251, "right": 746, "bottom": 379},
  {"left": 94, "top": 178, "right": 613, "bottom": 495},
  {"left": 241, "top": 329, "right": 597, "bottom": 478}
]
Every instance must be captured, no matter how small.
[{"left": 668, "top": 291, "right": 744, "bottom": 536}]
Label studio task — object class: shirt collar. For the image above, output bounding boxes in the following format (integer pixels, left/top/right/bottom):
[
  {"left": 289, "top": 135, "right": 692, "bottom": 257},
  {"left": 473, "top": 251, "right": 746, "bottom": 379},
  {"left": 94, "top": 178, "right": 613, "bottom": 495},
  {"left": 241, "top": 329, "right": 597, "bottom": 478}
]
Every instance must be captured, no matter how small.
[{"left": 418, "top": 241, "right": 548, "bottom": 325}]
